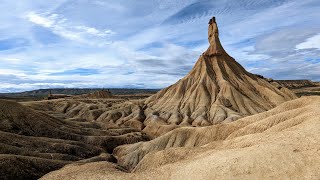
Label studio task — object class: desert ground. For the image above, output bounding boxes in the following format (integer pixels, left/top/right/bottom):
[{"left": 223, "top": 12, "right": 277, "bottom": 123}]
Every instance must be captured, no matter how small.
[{"left": 1, "top": 17, "right": 320, "bottom": 180}]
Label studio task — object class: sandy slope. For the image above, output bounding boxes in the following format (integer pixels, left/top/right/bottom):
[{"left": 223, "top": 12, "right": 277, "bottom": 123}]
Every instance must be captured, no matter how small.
[{"left": 41, "top": 96, "right": 320, "bottom": 179}]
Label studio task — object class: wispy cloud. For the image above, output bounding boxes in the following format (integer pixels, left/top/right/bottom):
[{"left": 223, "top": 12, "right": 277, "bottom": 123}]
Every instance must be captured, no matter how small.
[
  {"left": 27, "top": 12, "right": 55, "bottom": 28},
  {"left": 26, "top": 11, "right": 114, "bottom": 45},
  {"left": 296, "top": 33, "right": 320, "bottom": 50}
]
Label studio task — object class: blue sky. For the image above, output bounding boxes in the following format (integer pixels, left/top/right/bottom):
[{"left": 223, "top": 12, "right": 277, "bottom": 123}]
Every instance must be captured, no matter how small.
[{"left": 0, "top": 0, "right": 320, "bottom": 92}]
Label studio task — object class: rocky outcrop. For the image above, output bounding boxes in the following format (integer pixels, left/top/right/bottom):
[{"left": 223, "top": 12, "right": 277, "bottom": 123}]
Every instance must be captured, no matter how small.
[
  {"left": 95, "top": 17, "right": 296, "bottom": 137},
  {"left": 140, "top": 17, "right": 296, "bottom": 133},
  {"left": 75, "top": 90, "right": 113, "bottom": 99}
]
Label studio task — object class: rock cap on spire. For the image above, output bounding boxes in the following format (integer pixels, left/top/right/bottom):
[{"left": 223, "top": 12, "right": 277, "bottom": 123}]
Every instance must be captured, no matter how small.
[{"left": 208, "top": 17, "right": 216, "bottom": 24}]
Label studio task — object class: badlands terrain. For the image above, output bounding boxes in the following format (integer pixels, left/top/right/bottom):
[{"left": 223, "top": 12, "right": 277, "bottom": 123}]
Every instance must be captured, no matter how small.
[{"left": 1, "top": 17, "right": 320, "bottom": 180}]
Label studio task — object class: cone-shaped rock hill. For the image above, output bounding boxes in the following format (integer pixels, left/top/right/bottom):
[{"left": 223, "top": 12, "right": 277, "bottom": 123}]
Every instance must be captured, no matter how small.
[{"left": 99, "top": 17, "right": 297, "bottom": 137}]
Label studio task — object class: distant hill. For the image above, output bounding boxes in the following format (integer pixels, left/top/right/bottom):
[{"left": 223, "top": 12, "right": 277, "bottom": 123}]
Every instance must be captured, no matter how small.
[
  {"left": 1, "top": 80, "right": 319, "bottom": 101},
  {"left": 274, "top": 80, "right": 319, "bottom": 89},
  {"left": 0, "top": 88, "right": 160, "bottom": 98}
]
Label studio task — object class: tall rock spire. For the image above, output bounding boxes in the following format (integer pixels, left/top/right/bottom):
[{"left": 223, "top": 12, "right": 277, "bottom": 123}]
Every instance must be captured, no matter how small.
[
  {"left": 208, "top": 17, "right": 219, "bottom": 44},
  {"left": 205, "top": 17, "right": 224, "bottom": 56}
]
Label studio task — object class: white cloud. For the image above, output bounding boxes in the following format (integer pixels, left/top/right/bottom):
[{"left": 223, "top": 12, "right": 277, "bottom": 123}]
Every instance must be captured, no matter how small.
[
  {"left": 0, "top": 69, "right": 27, "bottom": 77},
  {"left": 76, "top": 26, "right": 114, "bottom": 37},
  {"left": 26, "top": 11, "right": 114, "bottom": 45},
  {"left": 1, "top": 57, "right": 22, "bottom": 64},
  {"left": 296, "top": 33, "right": 320, "bottom": 50},
  {"left": 26, "top": 12, "right": 55, "bottom": 28}
]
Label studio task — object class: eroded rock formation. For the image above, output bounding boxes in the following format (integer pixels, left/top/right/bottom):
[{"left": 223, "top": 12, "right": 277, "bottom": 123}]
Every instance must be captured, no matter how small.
[
  {"left": 98, "top": 17, "right": 296, "bottom": 137},
  {"left": 22, "top": 17, "right": 297, "bottom": 139}
]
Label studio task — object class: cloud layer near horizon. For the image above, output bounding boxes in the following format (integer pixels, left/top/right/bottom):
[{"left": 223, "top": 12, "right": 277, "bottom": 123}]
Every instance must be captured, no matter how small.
[{"left": 0, "top": 0, "right": 320, "bottom": 92}]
